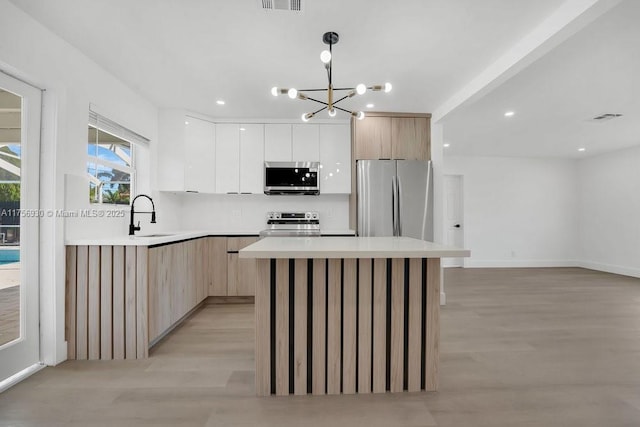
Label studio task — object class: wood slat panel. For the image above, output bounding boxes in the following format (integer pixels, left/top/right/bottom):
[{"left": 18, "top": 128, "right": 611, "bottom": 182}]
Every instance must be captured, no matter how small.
[
  {"left": 312, "top": 259, "right": 327, "bottom": 395},
  {"left": 112, "top": 246, "right": 125, "bottom": 360},
  {"left": 390, "top": 258, "right": 404, "bottom": 392},
  {"left": 342, "top": 259, "right": 357, "bottom": 394},
  {"left": 275, "top": 258, "right": 289, "bottom": 396},
  {"left": 407, "top": 258, "right": 422, "bottom": 391},
  {"left": 65, "top": 246, "right": 77, "bottom": 360},
  {"left": 357, "top": 258, "right": 372, "bottom": 393},
  {"left": 425, "top": 258, "right": 440, "bottom": 391},
  {"left": 88, "top": 246, "right": 101, "bottom": 360},
  {"left": 75, "top": 246, "right": 89, "bottom": 360},
  {"left": 372, "top": 258, "right": 387, "bottom": 393},
  {"left": 327, "top": 259, "right": 342, "bottom": 395},
  {"left": 124, "top": 246, "right": 137, "bottom": 359},
  {"left": 293, "top": 259, "right": 307, "bottom": 395},
  {"left": 136, "top": 246, "right": 149, "bottom": 359},
  {"left": 255, "top": 259, "right": 270, "bottom": 396},
  {"left": 100, "top": 246, "right": 113, "bottom": 360}
]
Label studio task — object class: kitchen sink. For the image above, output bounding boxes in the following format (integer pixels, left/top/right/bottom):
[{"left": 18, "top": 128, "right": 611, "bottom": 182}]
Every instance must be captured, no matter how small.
[{"left": 131, "top": 233, "right": 176, "bottom": 238}]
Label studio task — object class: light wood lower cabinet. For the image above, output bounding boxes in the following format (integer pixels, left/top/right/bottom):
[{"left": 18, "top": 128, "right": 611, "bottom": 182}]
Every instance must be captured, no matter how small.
[
  {"left": 227, "top": 237, "right": 259, "bottom": 296},
  {"left": 208, "top": 237, "right": 228, "bottom": 296},
  {"left": 148, "top": 238, "right": 209, "bottom": 343},
  {"left": 66, "top": 235, "right": 259, "bottom": 360}
]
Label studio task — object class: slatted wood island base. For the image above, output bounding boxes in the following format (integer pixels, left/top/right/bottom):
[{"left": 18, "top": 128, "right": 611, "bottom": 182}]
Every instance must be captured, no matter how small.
[{"left": 240, "top": 236, "right": 470, "bottom": 396}]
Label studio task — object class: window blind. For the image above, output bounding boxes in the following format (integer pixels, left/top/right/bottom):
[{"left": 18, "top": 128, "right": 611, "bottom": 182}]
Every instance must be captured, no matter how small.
[{"left": 88, "top": 109, "right": 150, "bottom": 146}]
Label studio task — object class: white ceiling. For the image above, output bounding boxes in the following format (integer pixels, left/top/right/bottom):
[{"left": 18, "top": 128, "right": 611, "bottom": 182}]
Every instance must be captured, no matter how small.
[
  {"left": 9, "top": 0, "right": 560, "bottom": 120},
  {"left": 442, "top": 0, "right": 640, "bottom": 158},
  {"left": 9, "top": 0, "right": 636, "bottom": 159}
]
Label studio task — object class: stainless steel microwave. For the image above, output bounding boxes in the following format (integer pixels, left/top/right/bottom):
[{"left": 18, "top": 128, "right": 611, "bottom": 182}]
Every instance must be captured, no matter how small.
[{"left": 264, "top": 161, "right": 320, "bottom": 195}]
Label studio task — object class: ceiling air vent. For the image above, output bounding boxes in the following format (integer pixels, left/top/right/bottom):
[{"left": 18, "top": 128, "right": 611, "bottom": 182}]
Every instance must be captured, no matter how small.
[
  {"left": 260, "top": 0, "right": 303, "bottom": 12},
  {"left": 590, "top": 113, "right": 623, "bottom": 122}
]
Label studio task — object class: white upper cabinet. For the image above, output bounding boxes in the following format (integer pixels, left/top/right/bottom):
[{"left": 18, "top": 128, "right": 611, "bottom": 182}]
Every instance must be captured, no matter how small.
[
  {"left": 184, "top": 116, "right": 216, "bottom": 193},
  {"left": 215, "top": 124, "right": 241, "bottom": 194},
  {"left": 319, "top": 124, "right": 351, "bottom": 194},
  {"left": 292, "top": 124, "right": 320, "bottom": 161},
  {"left": 239, "top": 124, "right": 265, "bottom": 194},
  {"left": 264, "top": 124, "right": 292, "bottom": 161},
  {"left": 156, "top": 111, "right": 352, "bottom": 195},
  {"left": 157, "top": 109, "right": 187, "bottom": 191}
]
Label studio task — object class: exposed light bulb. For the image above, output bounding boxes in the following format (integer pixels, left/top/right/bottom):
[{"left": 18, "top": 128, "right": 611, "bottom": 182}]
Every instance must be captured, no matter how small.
[
  {"left": 320, "top": 50, "right": 332, "bottom": 64},
  {"left": 288, "top": 88, "right": 298, "bottom": 99},
  {"left": 356, "top": 84, "right": 367, "bottom": 95},
  {"left": 384, "top": 82, "right": 392, "bottom": 93},
  {"left": 328, "top": 108, "right": 337, "bottom": 117},
  {"left": 301, "top": 112, "right": 313, "bottom": 122},
  {"left": 271, "top": 87, "right": 279, "bottom": 97}
]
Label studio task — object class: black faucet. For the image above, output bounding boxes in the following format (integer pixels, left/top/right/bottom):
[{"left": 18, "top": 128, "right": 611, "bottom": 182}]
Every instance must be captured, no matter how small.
[{"left": 129, "top": 194, "right": 156, "bottom": 235}]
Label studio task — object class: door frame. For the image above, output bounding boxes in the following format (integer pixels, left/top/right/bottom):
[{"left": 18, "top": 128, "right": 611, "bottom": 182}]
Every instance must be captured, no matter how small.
[{"left": 443, "top": 174, "right": 465, "bottom": 268}]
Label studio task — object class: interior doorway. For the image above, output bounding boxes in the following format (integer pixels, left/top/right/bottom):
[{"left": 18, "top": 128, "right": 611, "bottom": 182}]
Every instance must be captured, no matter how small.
[
  {"left": 0, "top": 71, "right": 42, "bottom": 387},
  {"left": 443, "top": 174, "right": 464, "bottom": 267}
]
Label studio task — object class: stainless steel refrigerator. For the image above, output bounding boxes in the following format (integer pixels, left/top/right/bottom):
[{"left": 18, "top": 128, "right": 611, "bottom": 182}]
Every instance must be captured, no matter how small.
[{"left": 357, "top": 160, "right": 433, "bottom": 240}]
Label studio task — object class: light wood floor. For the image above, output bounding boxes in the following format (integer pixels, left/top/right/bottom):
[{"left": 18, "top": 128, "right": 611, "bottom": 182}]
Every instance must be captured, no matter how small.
[{"left": 2, "top": 267, "right": 640, "bottom": 426}]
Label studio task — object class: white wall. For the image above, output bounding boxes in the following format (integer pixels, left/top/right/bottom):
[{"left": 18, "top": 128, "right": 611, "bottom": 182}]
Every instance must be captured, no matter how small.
[
  {"left": 444, "top": 156, "right": 579, "bottom": 267},
  {"left": 0, "top": 0, "right": 162, "bottom": 364},
  {"left": 577, "top": 145, "right": 640, "bottom": 277}
]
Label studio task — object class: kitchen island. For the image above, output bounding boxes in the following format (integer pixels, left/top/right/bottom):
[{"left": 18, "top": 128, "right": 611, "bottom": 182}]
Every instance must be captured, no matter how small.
[{"left": 239, "top": 236, "right": 470, "bottom": 396}]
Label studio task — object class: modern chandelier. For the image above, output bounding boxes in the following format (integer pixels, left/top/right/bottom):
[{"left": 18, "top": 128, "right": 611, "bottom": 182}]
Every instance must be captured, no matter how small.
[{"left": 271, "top": 31, "right": 392, "bottom": 122}]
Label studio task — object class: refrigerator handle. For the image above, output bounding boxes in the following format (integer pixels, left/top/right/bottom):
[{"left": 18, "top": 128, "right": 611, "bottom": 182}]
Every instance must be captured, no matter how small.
[
  {"left": 392, "top": 175, "right": 399, "bottom": 236},
  {"left": 397, "top": 177, "right": 402, "bottom": 236}
]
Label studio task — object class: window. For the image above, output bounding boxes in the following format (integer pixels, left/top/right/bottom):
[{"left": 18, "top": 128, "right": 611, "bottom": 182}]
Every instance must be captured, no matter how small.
[{"left": 87, "top": 109, "right": 149, "bottom": 205}]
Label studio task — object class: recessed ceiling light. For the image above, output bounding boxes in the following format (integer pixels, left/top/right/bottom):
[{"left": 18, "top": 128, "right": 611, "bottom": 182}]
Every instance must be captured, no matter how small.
[
  {"left": 216, "top": 100, "right": 225, "bottom": 105},
  {"left": 185, "top": 121, "right": 189, "bottom": 125},
  {"left": 578, "top": 147, "right": 586, "bottom": 152},
  {"left": 443, "top": 143, "right": 451, "bottom": 148},
  {"left": 504, "top": 111, "right": 515, "bottom": 117},
  {"left": 240, "top": 127, "right": 246, "bottom": 131},
  {"left": 366, "top": 103, "right": 374, "bottom": 108}
]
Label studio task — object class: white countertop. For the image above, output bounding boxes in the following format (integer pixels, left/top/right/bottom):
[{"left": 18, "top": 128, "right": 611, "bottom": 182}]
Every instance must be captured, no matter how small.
[
  {"left": 239, "top": 236, "right": 471, "bottom": 259},
  {"left": 64, "top": 229, "right": 356, "bottom": 246},
  {"left": 64, "top": 230, "right": 257, "bottom": 246}
]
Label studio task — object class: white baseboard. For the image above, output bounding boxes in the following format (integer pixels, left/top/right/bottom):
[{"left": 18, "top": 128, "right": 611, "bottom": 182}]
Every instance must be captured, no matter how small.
[
  {"left": 464, "top": 259, "right": 578, "bottom": 268},
  {"left": 577, "top": 261, "right": 640, "bottom": 279},
  {"left": 0, "top": 363, "right": 45, "bottom": 393}
]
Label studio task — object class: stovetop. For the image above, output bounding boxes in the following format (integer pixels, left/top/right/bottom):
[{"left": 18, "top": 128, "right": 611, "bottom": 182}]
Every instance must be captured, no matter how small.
[{"left": 260, "top": 211, "right": 320, "bottom": 237}]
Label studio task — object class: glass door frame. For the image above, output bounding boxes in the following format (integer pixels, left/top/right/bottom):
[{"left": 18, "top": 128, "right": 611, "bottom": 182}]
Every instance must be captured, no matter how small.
[{"left": 0, "top": 70, "right": 42, "bottom": 387}]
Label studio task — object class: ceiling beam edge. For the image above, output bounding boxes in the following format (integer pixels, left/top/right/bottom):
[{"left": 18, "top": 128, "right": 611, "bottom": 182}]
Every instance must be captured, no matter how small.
[{"left": 432, "top": 0, "right": 623, "bottom": 124}]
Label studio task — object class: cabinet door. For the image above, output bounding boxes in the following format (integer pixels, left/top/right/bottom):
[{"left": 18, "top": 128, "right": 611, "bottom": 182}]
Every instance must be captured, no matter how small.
[
  {"left": 215, "top": 124, "right": 240, "bottom": 194},
  {"left": 264, "top": 124, "right": 292, "bottom": 161},
  {"left": 353, "top": 116, "right": 392, "bottom": 160},
  {"left": 319, "top": 124, "right": 351, "bottom": 193},
  {"left": 239, "top": 124, "right": 265, "bottom": 194},
  {"left": 184, "top": 116, "right": 216, "bottom": 192},
  {"left": 227, "top": 237, "right": 259, "bottom": 296},
  {"left": 157, "top": 109, "right": 187, "bottom": 191},
  {"left": 208, "top": 237, "right": 228, "bottom": 296},
  {"left": 391, "top": 117, "right": 430, "bottom": 160},
  {"left": 292, "top": 124, "right": 320, "bottom": 161}
]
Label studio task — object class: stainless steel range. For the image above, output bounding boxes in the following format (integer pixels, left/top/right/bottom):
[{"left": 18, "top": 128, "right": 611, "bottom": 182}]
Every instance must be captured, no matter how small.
[{"left": 259, "top": 211, "right": 320, "bottom": 237}]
